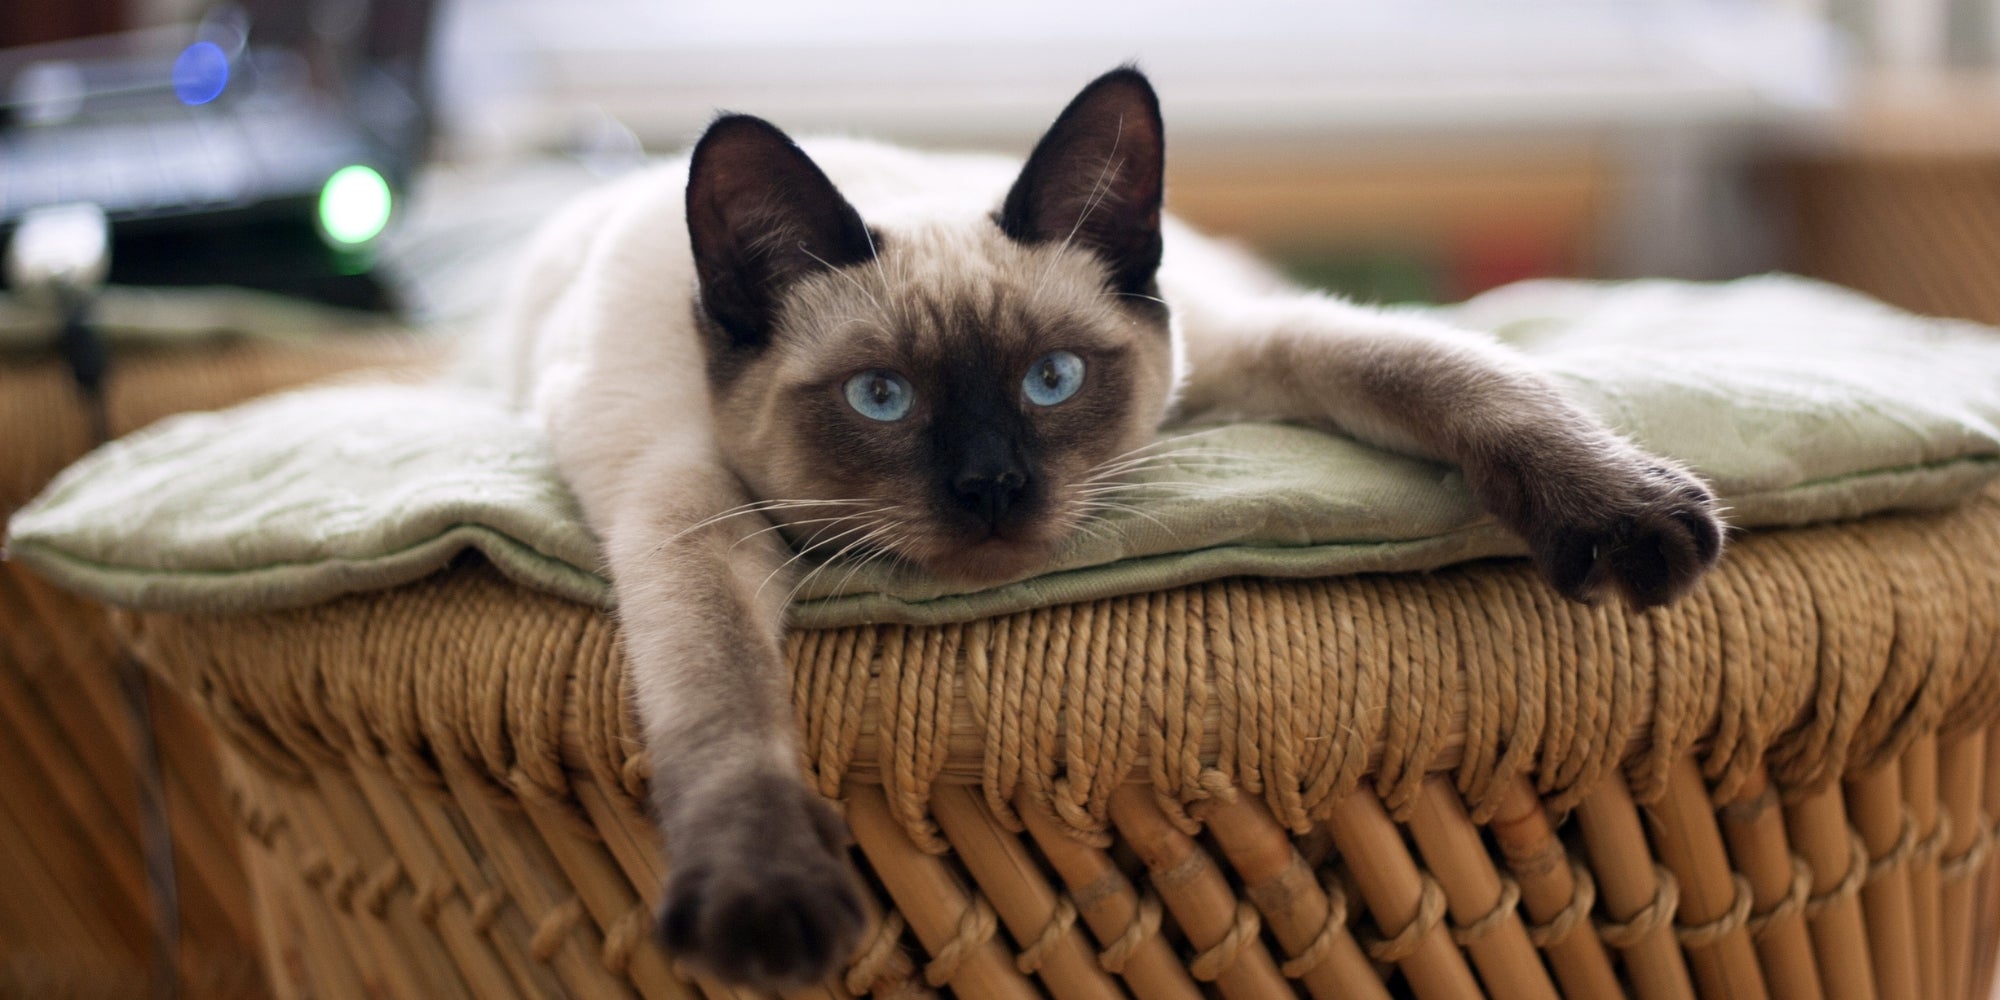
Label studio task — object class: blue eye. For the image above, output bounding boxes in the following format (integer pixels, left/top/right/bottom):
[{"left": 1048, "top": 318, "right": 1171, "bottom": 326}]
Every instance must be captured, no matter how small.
[
  {"left": 1024, "top": 351, "right": 1084, "bottom": 406},
  {"left": 844, "top": 370, "right": 913, "bottom": 421}
]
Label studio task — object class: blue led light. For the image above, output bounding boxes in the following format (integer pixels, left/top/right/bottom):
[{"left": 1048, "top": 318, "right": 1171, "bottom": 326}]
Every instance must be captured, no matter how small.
[{"left": 172, "top": 41, "right": 229, "bottom": 105}]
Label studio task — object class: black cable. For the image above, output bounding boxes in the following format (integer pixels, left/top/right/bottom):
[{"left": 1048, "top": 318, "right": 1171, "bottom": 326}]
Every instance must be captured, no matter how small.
[
  {"left": 116, "top": 651, "right": 182, "bottom": 1000},
  {"left": 59, "top": 291, "right": 179, "bottom": 1000},
  {"left": 57, "top": 291, "right": 110, "bottom": 446},
  {"left": 11, "top": 202, "right": 178, "bottom": 998}
]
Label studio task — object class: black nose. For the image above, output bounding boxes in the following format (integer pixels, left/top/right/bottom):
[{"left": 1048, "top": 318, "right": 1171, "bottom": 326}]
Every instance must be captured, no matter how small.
[{"left": 953, "top": 466, "right": 1027, "bottom": 524}]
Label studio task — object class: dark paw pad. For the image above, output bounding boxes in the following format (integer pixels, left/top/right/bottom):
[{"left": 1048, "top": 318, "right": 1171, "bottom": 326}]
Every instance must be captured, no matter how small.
[
  {"left": 654, "top": 785, "right": 865, "bottom": 989},
  {"left": 1524, "top": 458, "right": 1727, "bottom": 609}
]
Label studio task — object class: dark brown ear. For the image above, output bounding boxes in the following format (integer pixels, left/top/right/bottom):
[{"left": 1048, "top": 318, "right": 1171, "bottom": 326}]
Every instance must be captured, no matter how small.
[
  {"left": 999, "top": 67, "right": 1164, "bottom": 296},
  {"left": 685, "top": 114, "right": 876, "bottom": 354}
]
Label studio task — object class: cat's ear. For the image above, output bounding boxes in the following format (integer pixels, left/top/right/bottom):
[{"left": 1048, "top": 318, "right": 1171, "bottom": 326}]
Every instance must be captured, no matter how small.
[
  {"left": 1000, "top": 67, "right": 1165, "bottom": 296},
  {"left": 685, "top": 115, "right": 877, "bottom": 352}
]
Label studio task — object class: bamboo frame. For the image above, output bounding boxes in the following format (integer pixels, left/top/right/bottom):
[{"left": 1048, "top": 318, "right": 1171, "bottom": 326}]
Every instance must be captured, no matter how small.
[
  {"left": 99, "top": 481, "right": 2000, "bottom": 999},
  {"left": 1, "top": 336, "right": 435, "bottom": 998}
]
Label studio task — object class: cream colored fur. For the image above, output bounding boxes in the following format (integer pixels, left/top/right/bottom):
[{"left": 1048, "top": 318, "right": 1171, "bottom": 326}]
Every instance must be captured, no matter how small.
[{"left": 489, "top": 81, "right": 1721, "bottom": 989}]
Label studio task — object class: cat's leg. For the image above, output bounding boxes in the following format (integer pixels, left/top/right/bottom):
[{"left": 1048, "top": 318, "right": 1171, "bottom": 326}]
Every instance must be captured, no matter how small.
[
  {"left": 1174, "top": 293, "right": 1724, "bottom": 606},
  {"left": 598, "top": 453, "right": 864, "bottom": 987}
]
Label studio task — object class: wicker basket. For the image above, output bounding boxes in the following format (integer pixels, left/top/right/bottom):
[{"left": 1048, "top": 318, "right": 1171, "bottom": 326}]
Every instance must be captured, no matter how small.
[
  {"left": 110, "top": 481, "right": 2000, "bottom": 1000},
  {"left": 0, "top": 337, "right": 430, "bottom": 998}
]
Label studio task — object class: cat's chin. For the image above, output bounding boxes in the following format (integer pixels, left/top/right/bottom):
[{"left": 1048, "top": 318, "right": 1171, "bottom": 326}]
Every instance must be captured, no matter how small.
[{"left": 918, "top": 538, "right": 1059, "bottom": 587}]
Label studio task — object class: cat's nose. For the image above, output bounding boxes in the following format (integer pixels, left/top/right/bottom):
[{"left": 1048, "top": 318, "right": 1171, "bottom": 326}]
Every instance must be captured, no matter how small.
[{"left": 952, "top": 466, "right": 1027, "bottom": 524}]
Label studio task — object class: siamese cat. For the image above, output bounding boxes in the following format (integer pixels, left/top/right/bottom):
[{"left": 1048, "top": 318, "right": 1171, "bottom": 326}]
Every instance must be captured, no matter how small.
[{"left": 494, "top": 67, "right": 1723, "bottom": 988}]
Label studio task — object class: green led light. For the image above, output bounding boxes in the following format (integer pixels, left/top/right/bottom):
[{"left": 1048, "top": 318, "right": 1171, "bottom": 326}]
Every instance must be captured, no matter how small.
[{"left": 317, "top": 165, "right": 393, "bottom": 246}]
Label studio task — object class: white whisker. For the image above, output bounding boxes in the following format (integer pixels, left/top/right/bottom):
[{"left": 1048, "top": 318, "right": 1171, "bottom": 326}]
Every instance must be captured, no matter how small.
[
  {"left": 1036, "top": 114, "right": 1126, "bottom": 293},
  {"left": 1076, "top": 499, "right": 1181, "bottom": 542},
  {"left": 798, "top": 244, "right": 887, "bottom": 317},
  {"left": 1082, "top": 427, "right": 1238, "bottom": 471},
  {"left": 1076, "top": 451, "right": 1254, "bottom": 488},
  {"left": 783, "top": 521, "right": 902, "bottom": 605},
  {"left": 1072, "top": 481, "right": 1210, "bottom": 499},
  {"left": 1080, "top": 452, "right": 1249, "bottom": 482},
  {"left": 1061, "top": 511, "right": 1118, "bottom": 548},
  {"left": 752, "top": 517, "right": 887, "bottom": 604},
  {"left": 730, "top": 511, "right": 868, "bottom": 552},
  {"left": 822, "top": 531, "right": 907, "bottom": 602},
  {"left": 649, "top": 498, "right": 876, "bottom": 555},
  {"left": 729, "top": 502, "right": 904, "bottom": 553}
]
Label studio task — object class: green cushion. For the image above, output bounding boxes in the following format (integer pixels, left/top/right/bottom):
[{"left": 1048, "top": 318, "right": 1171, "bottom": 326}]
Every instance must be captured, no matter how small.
[{"left": 8, "top": 275, "right": 1999, "bottom": 629}]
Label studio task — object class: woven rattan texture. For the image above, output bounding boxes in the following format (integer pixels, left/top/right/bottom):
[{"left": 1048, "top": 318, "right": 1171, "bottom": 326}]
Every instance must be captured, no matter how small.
[
  {"left": 0, "top": 337, "right": 432, "bottom": 998},
  {"left": 117, "top": 484, "right": 2000, "bottom": 999}
]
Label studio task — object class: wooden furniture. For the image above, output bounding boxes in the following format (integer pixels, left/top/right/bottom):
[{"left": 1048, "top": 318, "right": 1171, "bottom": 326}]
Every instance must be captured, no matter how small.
[
  {"left": 112, "top": 484, "right": 2000, "bottom": 999},
  {"left": 0, "top": 335, "right": 428, "bottom": 997}
]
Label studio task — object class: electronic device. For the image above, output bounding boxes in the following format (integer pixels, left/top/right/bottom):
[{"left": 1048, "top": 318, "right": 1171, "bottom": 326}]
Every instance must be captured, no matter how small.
[{"left": 0, "top": 0, "right": 437, "bottom": 311}]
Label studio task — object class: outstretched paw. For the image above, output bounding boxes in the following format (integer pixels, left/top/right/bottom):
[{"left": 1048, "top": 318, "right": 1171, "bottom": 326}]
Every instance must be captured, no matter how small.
[
  {"left": 1484, "top": 451, "right": 1727, "bottom": 608},
  {"left": 657, "top": 778, "right": 866, "bottom": 989}
]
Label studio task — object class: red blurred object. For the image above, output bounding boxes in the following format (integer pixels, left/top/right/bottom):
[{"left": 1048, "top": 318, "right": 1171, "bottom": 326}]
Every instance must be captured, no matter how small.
[
  {"left": 1449, "top": 223, "right": 1577, "bottom": 299},
  {"left": 2, "top": 0, "right": 125, "bottom": 48}
]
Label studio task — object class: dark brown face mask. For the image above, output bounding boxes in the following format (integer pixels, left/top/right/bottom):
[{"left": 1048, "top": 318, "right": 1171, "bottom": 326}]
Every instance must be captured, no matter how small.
[{"left": 684, "top": 68, "right": 1177, "bottom": 586}]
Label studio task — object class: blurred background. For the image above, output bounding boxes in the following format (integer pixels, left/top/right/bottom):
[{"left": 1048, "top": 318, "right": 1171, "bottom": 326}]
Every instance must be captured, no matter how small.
[{"left": 7, "top": 0, "right": 2000, "bottom": 325}]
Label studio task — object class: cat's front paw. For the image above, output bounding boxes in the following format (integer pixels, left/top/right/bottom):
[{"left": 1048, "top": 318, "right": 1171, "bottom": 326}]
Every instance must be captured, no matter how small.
[
  {"left": 1477, "top": 449, "right": 1726, "bottom": 608},
  {"left": 656, "top": 777, "right": 866, "bottom": 989}
]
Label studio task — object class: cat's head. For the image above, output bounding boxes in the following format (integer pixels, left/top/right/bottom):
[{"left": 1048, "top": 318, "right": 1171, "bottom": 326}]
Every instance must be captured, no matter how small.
[{"left": 686, "top": 68, "right": 1177, "bottom": 585}]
